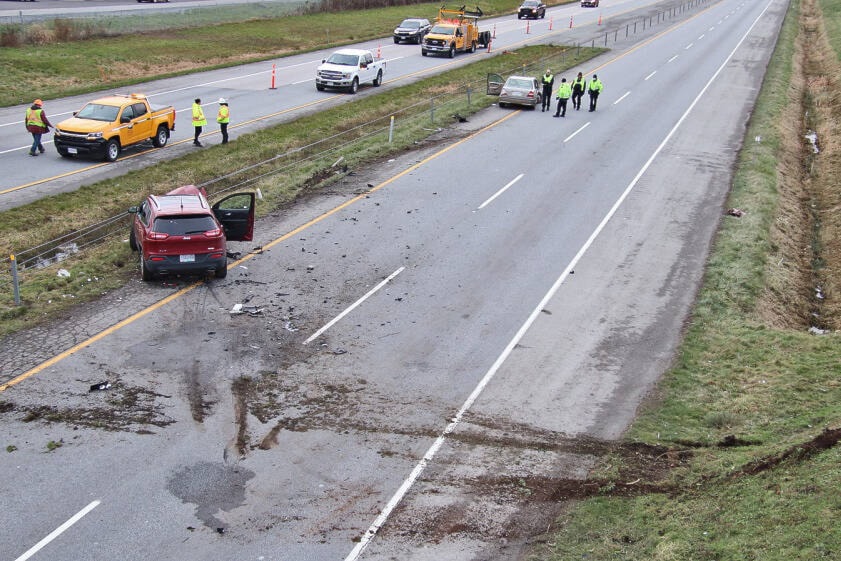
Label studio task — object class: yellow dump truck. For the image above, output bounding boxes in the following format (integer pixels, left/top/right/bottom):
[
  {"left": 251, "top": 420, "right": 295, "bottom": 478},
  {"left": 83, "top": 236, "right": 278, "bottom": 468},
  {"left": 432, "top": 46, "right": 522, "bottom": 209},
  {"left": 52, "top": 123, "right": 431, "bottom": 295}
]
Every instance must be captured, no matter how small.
[
  {"left": 54, "top": 93, "right": 176, "bottom": 162},
  {"left": 421, "top": 6, "right": 491, "bottom": 58}
]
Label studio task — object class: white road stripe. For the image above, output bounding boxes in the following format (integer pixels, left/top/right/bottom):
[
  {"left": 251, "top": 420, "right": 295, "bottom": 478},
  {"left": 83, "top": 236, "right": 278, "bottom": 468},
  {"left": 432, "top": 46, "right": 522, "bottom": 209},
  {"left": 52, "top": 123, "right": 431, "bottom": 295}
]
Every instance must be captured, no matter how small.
[
  {"left": 477, "top": 173, "right": 523, "bottom": 209},
  {"left": 613, "top": 91, "right": 630, "bottom": 104},
  {"left": 685, "top": 42, "right": 694, "bottom": 50},
  {"left": 564, "top": 122, "right": 590, "bottom": 143},
  {"left": 668, "top": 55, "right": 679, "bottom": 63},
  {"left": 14, "top": 500, "right": 101, "bottom": 561},
  {"left": 645, "top": 70, "right": 657, "bottom": 80},
  {"left": 343, "top": 1, "right": 774, "bottom": 558},
  {"left": 304, "top": 267, "right": 405, "bottom": 344}
]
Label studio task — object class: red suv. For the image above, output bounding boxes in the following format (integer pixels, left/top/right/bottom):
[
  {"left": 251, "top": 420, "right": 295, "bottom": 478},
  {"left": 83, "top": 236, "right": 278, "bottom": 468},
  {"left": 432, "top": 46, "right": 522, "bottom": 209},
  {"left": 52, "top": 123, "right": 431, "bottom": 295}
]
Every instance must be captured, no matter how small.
[{"left": 128, "top": 185, "right": 255, "bottom": 281}]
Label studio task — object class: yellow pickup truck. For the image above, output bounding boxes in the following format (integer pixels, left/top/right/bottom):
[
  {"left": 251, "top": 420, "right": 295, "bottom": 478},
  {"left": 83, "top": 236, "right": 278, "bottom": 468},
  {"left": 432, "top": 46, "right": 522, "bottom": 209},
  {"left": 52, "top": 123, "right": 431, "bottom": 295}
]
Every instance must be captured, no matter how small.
[{"left": 54, "top": 93, "right": 176, "bottom": 162}]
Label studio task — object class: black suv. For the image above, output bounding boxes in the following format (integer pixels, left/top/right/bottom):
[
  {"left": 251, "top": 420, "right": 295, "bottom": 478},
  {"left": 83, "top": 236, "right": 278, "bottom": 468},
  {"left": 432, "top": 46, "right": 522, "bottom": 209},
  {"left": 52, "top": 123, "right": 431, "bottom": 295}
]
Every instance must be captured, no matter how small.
[
  {"left": 518, "top": 0, "right": 546, "bottom": 18},
  {"left": 393, "top": 18, "right": 432, "bottom": 44}
]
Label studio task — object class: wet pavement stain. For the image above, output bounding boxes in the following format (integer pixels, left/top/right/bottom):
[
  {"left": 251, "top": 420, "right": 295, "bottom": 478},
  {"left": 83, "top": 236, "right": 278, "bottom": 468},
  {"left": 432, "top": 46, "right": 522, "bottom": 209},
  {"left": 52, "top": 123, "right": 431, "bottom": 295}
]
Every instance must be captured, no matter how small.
[{"left": 167, "top": 461, "right": 255, "bottom": 530}]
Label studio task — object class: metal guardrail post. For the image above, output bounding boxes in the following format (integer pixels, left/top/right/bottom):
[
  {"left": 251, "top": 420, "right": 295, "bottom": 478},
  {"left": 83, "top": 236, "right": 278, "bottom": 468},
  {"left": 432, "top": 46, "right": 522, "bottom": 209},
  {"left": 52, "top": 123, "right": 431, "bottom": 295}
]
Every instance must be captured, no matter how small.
[
  {"left": 467, "top": 86, "right": 472, "bottom": 107},
  {"left": 388, "top": 116, "right": 395, "bottom": 143},
  {"left": 430, "top": 99, "right": 435, "bottom": 123},
  {"left": 10, "top": 254, "right": 20, "bottom": 307}
]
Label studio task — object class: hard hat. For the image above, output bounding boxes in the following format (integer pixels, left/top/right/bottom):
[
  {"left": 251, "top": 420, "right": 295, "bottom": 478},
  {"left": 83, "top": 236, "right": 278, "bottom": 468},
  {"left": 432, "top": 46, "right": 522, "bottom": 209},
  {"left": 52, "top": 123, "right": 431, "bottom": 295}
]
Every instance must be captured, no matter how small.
[
  {"left": 218, "top": 98, "right": 227, "bottom": 104},
  {"left": 33, "top": 99, "right": 43, "bottom": 106}
]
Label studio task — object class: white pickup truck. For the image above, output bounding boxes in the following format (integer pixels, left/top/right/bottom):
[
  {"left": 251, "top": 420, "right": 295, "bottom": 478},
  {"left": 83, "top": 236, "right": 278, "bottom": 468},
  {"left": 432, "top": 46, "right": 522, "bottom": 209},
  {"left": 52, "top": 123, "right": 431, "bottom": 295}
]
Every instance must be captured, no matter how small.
[{"left": 315, "top": 48, "right": 386, "bottom": 94}]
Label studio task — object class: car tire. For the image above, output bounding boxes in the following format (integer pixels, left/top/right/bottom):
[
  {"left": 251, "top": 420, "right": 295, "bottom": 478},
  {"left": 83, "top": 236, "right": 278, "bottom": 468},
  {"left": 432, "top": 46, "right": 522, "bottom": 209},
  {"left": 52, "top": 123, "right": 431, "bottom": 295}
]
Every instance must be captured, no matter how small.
[
  {"left": 499, "top": 101, "right": 507, "bottom": 108},
  {"left": 104, "top": 139, "right": 120, "bottom": 162},
  {"left": 469, "top": 41, "right": 476, "bottom": 53},
  {"left": 316, "top": 83, "right": 325, "bottom": 91},
  {"left": 394, "top": 37, "right": 400, "bottom": 44},
  {"left": 373, "top": 70, "right": 383, "bottom": 87},
  {"left": 129, "top": 228, "right": 138, "bottom": 251},
  {"left": 422, "top": 49, "right": 428, "bottom": 56},
  {"left": 348, "top": 77, "right": 359, "bottom": 94},
  {"left": 215, "top": 263, "right": 228, "bottom": 279},
  {"left": 518, "top": 14, "right": 523, "bottom": 19},
  {"left": 57, "top": 146, "right": 72, "bottom": 158},
  {"left": 448, "top": 45, "right": 456, "bottom": 58},
  {"left": 152, "top": 125, "right": 169, "bottom": 148}
]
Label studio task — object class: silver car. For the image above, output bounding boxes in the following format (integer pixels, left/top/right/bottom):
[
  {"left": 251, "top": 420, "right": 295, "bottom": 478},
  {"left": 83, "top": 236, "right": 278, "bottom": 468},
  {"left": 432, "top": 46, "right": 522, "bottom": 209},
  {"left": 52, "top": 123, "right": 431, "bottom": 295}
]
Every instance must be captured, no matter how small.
[{"left": 498, "top": 75, "right": 543, "bottom": 109}]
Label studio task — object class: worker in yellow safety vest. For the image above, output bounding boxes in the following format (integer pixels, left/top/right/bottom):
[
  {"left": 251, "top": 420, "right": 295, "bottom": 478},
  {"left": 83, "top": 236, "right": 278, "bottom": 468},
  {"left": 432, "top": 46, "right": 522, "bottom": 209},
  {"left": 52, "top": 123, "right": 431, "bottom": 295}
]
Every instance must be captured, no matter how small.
[
  {"left": 192, "top": 98, "right": 207, "bottom": 146},
  {"left": 588, "top": 74, "right": 604, "bottom": 112},
  {"left": 553, "top": 78, "right": 572, "bottom": 118},
  {"left": 540, "top": 69, "right": 554, "bottom": 112},
  {"left": 25, "top": 99, "right": 52, "bottom": 156},
  {"left": 217, "top": 98, "right": 230, "bottom": 144},
  {"left": 571, "top": 72, "right": 586, "bottom": 111}
]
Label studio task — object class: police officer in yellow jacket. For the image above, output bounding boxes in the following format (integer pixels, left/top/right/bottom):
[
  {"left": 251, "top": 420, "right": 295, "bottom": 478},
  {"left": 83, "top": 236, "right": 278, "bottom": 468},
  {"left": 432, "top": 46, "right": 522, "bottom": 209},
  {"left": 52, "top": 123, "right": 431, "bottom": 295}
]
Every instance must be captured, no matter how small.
[
  {"left": 588, "top": 74, "right": 604, "bottom": 112},
  {"left": 553, "top": 78, "right": 572, "bottom": 118},
  {"left": 217, "top": 98, "right": 230, "bottom": 144},
  {"left": 192, "top": 98, "right": 207, "bottom": 146},
  {"left": 571, "top": 72, "right": 586, "bottom": 111},
  {"left": 540, "top": 69, "right": 554, "bottom": 112}
]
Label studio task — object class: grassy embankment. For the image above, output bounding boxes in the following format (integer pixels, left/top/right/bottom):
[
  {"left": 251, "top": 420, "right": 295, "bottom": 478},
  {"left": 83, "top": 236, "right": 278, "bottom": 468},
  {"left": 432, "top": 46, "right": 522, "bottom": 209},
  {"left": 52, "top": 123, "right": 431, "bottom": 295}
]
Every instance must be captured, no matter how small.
[
  {"left": 531, "top": 0, "right": 841, "bottom": 558},
  {"left": 0, "top": 0, "right": 572, "bottom": 107},
  {"left": 0, "top": 42, "right": 603, "bottom": 337}
]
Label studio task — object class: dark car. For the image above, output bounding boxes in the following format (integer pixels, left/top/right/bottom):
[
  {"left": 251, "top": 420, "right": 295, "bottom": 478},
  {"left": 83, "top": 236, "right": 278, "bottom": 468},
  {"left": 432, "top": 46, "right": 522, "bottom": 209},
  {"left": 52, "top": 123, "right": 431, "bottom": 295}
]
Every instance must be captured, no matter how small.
[
  {"left": 129, "top": 185, "right": 255, "bottom": 281},
  {"left": 581, "top": 0, "right": 600, "bottom": 6},
  {"left": 518, "top": 0, "right": 546, "bottom": 19},
  {"left": 393, "top": 18, "right": 431, "bottom": 44}
]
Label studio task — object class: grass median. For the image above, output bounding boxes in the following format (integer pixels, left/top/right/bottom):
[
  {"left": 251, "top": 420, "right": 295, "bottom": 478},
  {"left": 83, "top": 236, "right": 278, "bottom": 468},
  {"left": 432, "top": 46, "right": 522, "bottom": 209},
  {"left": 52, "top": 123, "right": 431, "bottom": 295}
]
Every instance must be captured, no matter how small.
[
  {"left": 529, "top": 0, "right": 841, "bottom": 558},
  {"left": 0, "top": 43, "right": 603, "bottom": 338}
]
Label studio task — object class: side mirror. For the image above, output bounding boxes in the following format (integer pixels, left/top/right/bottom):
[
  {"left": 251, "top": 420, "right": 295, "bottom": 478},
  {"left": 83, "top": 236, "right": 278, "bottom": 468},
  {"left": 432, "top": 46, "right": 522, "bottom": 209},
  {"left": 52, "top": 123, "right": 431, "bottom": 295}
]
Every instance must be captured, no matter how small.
[
  {"left": 322, "top": 59, "right": 326, "bottom": 63},
  {"left": 120, "top": 116, "right": 131, "bottom": 123},
  {"left": 128, "top": 206, "right": 138, "bottom": 214}
]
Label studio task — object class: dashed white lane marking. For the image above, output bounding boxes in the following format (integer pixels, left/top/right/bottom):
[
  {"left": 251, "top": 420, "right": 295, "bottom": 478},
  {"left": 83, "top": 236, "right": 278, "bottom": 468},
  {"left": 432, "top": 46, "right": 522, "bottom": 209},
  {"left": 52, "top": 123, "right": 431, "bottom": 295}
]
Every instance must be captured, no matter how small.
[
  {"left": 614, "top": 91, "right": 631, "bottom": 104},
  {"left": 645, "top": 70, "right": 657, "bottom": 80},
  {"left": 304, "top": 267, "right": 405, "bottom": 344},
  {"left": 564, "top": 122, "right": 590, "bottom": 143},
  {"left": 14, "top": 500, "right": 101, "bottom": 561},
  {"left": 477, "top": 173, "right": 523, "bottom": 210}
]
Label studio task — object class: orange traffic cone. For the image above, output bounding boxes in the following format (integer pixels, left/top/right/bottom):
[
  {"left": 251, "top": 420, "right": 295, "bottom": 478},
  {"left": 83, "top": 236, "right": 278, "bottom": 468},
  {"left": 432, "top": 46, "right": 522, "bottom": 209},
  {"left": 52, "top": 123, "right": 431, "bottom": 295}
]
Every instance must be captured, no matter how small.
[
  {"left": 487, "top": 38, "right": 493, "bottom": 53},
  {"left": 569, "top": 15, "right": 574, "bottom": 28},
  {"left": 526, "top": 20, "right": 531, "bottom": 34},
  {"left": 493, "top": 24, "right": 496, "bottom": 38},
  {"left": 270, "top": 63, "right": 277, "bottom": 89},
  {"left": 376, "top": 44, "right": 381, "bottom": 58},
  {"left": 549, "top": 16, "right": 553, "bottom": 30},
  {"left": 598, "top": 13, "right": 602, "bottom": 25}
]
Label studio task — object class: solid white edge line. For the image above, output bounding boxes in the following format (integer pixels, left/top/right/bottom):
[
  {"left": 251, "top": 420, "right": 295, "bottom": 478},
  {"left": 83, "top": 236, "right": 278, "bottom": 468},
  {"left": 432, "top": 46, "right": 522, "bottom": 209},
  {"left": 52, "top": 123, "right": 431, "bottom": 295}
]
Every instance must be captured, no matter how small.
[
  {"left": 342, "top": 0, "right": 774, "bottom": 558},
  {"left": 645, "top": 71, "right": 657, "bottom": 80},
  {"left": 613, "top": 91, "right": 631, "bottom": 105},
  {"left": 564, "top": 122, "right": 590, "bottom": 143},
  {"left": 14, "top": 500, "right": 101, "bottom": 561},
  {"left": 303, "top": 267, "right": 405, "bottom": 344},
  {"left": 477, "top": 173, "right": 524, "bottom": 209}
]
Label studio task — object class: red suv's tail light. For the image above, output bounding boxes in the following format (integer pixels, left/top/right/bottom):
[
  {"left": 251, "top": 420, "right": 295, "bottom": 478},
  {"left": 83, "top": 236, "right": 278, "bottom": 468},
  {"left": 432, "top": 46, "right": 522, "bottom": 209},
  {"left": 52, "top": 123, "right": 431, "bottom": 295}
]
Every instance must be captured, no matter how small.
[
  {"left": 527, "top": 90, "right": 535, "bottom": 98},
  {"left": 150, "top": 232, "right": 170, "bottom": 240},
  {"left": 203, "top": 228, "right": 223, "bottom": 238}
]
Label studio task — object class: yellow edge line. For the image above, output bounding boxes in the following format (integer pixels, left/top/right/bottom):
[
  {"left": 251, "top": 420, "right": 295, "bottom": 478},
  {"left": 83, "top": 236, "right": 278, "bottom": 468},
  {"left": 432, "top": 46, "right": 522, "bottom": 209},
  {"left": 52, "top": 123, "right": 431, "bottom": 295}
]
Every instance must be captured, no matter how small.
[{"left": 0, "top": 110, "right": 519, "bottom": 394}]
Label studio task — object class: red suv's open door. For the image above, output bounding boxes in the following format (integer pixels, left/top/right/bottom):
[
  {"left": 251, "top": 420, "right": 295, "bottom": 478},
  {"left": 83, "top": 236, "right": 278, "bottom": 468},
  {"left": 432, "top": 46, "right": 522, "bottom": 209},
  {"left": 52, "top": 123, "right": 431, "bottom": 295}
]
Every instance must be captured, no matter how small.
[{"left": 212, "top": 192, "right": 255, "bottom": 242}]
